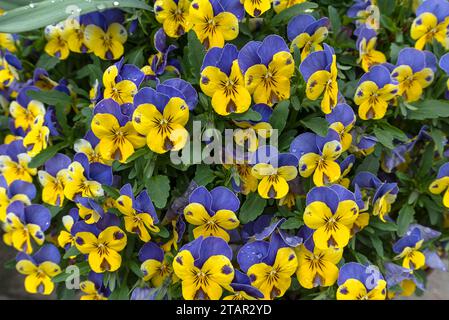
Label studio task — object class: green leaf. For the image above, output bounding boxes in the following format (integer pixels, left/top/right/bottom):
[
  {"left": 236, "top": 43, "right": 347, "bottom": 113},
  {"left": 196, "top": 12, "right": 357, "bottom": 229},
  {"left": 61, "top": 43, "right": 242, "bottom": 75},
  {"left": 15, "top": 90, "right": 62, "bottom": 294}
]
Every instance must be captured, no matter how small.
[
  {"left": 408, "top": 99, "right": 449, "bottom": 120},
  {"left": 36, "top": 53, "right": 60, "bottom": 70},
  {"left": 76, "top": 63, "right": 103, "bottom": 83},
  {"left": 328, "top": 6, "right": 341, "bottom": 37},
  {"left": 28, "top": 90, "right": 71, "bottom": 107},
  {"left": 52, "top": 261, "right": 90, "bottom": 283},
  {"left": 187, "top": 30, "right": 206, "bottom": 82},
  {"left": 146, "top": 175, "right": 170, "bottom": 208},
  {"left": 368, "top": 234, "right": 384, "bottom": 257},
  {"left": 109, "top": 284, "right": 129, "bottom": 300},
  {"left": 270, "top": 101, "right": 290, "bottom": 133},
  {"left": 28, "top": 142, "right": 69, "bottom": 168},
  {"left": 128, "top": 260, "right": 144, "bottom": 278},
  {"left": 430, "top": 128, "right": 446, "bottom": 157},
  {"left": 102, "top": 185, "right": 121, "bottom": 199},
  {"left": 0, "top": 0, "right": 151, "bottom": 33},
  {"left": 228, "top": 108, "right": 262, "bottom": 122},
  {"left": 271, "top": 2, "right": 319, "bottom": 26},
  {"left": 63, "top": 246, "right": 80, "bottom": 259},
  {"left": 3, "top": 258, "right": 16, "bottom": 269},
  {"left": 373, "top": 123, "right": 408, "bottom": 149},
  {"left": 355, "top": 154, "right": 379, "bottom": 174},
  {"left": 397, "top": 204, "right": 415, "bottom": 236},
  {"left": 239, "top": 193, "right": 267, "bottom": 224},
  {"left": 300, "top": 117, "right": 329, "bottom": 136},
  {"left": 370, "top": 220, "right": 398, "bottom": 232},
  {"left": 0, "top": 0, "right": 43, "bottom": 10},
  {"left": 280, "top": 217, "right": 303, "bottom": 230},
  {"left": 194, "top": 165, "right": 216, "bottom": 186},
  {"left": 126, "top": 46, "right": 146, "bottom": 67},
  {"left": 125, "top": 147, "right": 150, "bottom": 163}
]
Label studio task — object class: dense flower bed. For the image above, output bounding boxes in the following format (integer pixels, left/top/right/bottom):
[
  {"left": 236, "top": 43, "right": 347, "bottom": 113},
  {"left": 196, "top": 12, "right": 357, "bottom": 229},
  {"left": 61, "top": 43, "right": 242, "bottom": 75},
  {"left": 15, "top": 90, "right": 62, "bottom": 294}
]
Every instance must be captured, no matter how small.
[{"left": 0, "top": 0, "right": 448, "bottom": 300}]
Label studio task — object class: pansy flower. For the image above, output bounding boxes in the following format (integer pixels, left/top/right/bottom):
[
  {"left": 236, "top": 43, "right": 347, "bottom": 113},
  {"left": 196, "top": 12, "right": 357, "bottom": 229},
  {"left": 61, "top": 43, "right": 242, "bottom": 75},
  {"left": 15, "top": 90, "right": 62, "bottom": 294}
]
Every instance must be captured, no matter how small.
[
  {"left": 336, "top": 262, "right": 387, "bottom": 300},
  {"left": 115, "top": 184, "right": 160, "bottom": 241},
  {"left": 44, "top": 22, "right": 70, "bottom": 60},
  {"left": 223, "top": 270, "right": 264, "bottom": 300},
  {"left": 102, "top": 58, "right": 144, "bottom": 105},
  {"left": 241, "top": 0, "right": 270, "bottom": 17},
  {"left": 347, "top": 0, "right": 379, "bottom": 32},
  {"left": 349, "top": 130, "right": 377, "bottom": 156},
  {"left": 411, "top": 0, "right": 449, "bottom": 50},
  {"left": 22, "top": 115, "right": 49, "bottom": 157},
  {"left": 429, "top": 162, "right": 449, "bottom": 207},
  {"left": 325, "top": 103, "right": 356, "bottom": 152},
  {"left": 132, "top": 79, "right": 197, "bottom": 154},
  {"left": 84, "top": 12, "right": 128, "bottom": 60},
  {"left": 273, "top": 0, "right": 307, "bottom": 13},
  {"left": 391, "top": 48, "right": 436, "bottom": 102},
  {"left": 354, "top": 65, "right": 398, "bottom": 120},
  {"left": 300, "top": 44, "right": 338, "bottom": 114},
  {"left": 3, "top": 201, "right": 51, "bottom": 254},
  {"left": 238, "top": 233, "right": 298, "bottom": 300},
  {"left": 200, "top": 44, "right": 251, "bottom": 116},
  {"left": 0, "top": 29, "right": 17, "bottom": 53},
  {"left": 250, "top": 146, "right": 298, "bottom": 199},
  {"left": 384, "top": 262, "right": 424, "bottom": 298},
  {"left": 290, "top": 129, "right": 342, "bottom": 186},
  {"left": 173, "top": 236, "right": 235, "bottom": 300},
  {"left": 393, "top": 228, "right": 426, "bottom": 270},
  {"left": 75, "top": 226, "right": 127, "bottom": 273},
  {"left": 189, "top": 0, "right": 240, "bottom": 49},
  {"left": 75, "top": 198, "right": 106, "bottom": 224},
  {"left": 183, "top": 186, "right": 240, "bottom": 241},
  {"left": 64, "top": 153, "right": 112, "bottom": 201},
  {"left": 37, "top": 153, "right": 70, "bottom": 207},
  {"left": 336, "top": 155, "right": 356, "bottom": 188},
  {"left": 356, "top": 27, "right": 386, "bottom": 72},
  {"left": 65, "top": 17, "right": 91, "bottom": 54},
  {"left": 0, "top": 151, "right": 37, "bottom": 185},
  {"left": 74, "top": 131, "right": 109, "bottom": 165},
  {"left": 9, "top": 86, "right": 45, "bottom": 132},
  {"left": 80, "top": 272, "right": 110, "bottom": 300},
  {"left": 141, "top": 28, "right": 180, "bottom": 78},
  {"left": 91, "top": 99, "right": 146, "bottom": 163},
  {"left": 0, "top": 51, "right": 21, "bottom": 90},
  {"left": 439, "top": 52, "right": 449, "bottom": 95},
  {"left": 303, "top": 185, "right": 359, "bottom": 250},
  {"left": 0, "top": 176, "right": 35, "bottom": 222},
  {"left": 238, "top": 35, "right": 294, "bottom": 106},
  {"left": 15, "top": 244, "right": 61, "bottom": 295},
  {"left": 287, "top": 14, "right": 329, "bottom": 61},
  {"left": 295, "top": 226, "right": 343, "bottom": 289},
  {"left": 353, "top": 171, "right": 398, "bottom": 222},
  {"left": 154, "top": 0, "right": 192, "bottom": 38},
  {"left": 161, "top": 215, "right": 186, "bottom": 252},
  {"left": 57, "top": 208, "right": 81, "bottom": 250},
  {"left": 139, "top": 241, "right": 173, "bottom": 287}
]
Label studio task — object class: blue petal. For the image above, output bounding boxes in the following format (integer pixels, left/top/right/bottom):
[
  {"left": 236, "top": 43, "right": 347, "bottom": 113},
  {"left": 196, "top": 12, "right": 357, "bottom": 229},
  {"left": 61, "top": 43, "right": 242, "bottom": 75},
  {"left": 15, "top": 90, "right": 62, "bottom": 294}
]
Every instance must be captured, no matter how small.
[
  {"left": 196, "top": 236, "right": 233, "bottom": 268},
  {"left": 210, "top": 186, "right": 240, "bottom": 213},
  {"left": 257, "top": 35, "right": 289, "bottom": 66},
  {"left": 44, "top": 153, "right": 71, "bottom": 177},
  {"left": 290, "top": 132, "right": 319, "bottom": 158},
  {"left": 393, "top": 228, "right": 422, "bottom": 254},
  {"left": 306, "top": 186, "right": 339, "bottom": 213},
  {"left": 8, "top": 180, "right": 36, "bottom": 200},
  {"left": 287, "top": 14, "right": 316, "bottom": 41},
  {"left": 189, "top": 186, "right": 212, "bottom": 212},
  {"left": 161, "top": 78, "right": 198, "bottom": 110},
  {"left": 238, "top": 41, "right": 262, "bottom": 74},
  {"left": 237, "top": 240, "right": 270, "bottom": 272},
  {"left": 397, "top": 48, "right": 426, "bottom": 73},
  {"left": 33, "top": 244, "right": 61, "bottom": 265},
  {"left": 25, "top": 205, "right": 51, "bottom": 231},
  {"left": 138, "top": 241, "right": 164, "bottom": 262}
]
